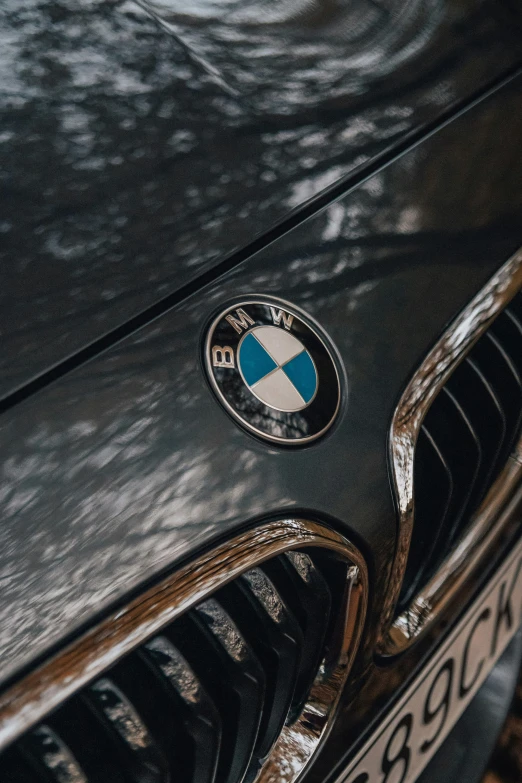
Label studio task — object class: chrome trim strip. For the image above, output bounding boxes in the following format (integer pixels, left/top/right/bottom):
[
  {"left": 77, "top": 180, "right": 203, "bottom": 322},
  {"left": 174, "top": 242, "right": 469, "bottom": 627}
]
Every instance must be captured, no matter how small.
[
  {"left": 380, "top": 247, "right": 522, "bottom": 655},
  {"left": 0, "top": 518, "right": 368, "bottom": 783}
]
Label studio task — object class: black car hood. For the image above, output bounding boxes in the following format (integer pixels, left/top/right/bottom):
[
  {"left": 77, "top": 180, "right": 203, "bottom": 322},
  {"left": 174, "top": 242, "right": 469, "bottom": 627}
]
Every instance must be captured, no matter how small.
[{"left": 1, "top": 0, "right": 521, "bottom": 401}]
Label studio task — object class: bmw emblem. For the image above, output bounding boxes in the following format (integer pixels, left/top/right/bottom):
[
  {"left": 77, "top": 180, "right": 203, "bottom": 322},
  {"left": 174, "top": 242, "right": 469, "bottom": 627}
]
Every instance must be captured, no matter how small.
[{"left": 204, "top": 298, "right": 341, "bottom": 444}]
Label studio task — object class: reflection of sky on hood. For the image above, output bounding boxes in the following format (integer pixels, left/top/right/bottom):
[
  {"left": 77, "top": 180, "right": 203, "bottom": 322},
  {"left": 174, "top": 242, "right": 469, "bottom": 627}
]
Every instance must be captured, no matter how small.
[{"left": 139, "top": 0, "right": 443, "bottom": 102}]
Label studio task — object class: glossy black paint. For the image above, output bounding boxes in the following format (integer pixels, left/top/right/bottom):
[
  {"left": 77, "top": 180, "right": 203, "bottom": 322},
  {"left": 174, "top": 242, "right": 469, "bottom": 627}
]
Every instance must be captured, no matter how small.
[
  {"left": 0, "top": 72, "right": 521, "bottom": 705},
  {"left": 2, "top": 0, "right": 522, "bottom": 399}
]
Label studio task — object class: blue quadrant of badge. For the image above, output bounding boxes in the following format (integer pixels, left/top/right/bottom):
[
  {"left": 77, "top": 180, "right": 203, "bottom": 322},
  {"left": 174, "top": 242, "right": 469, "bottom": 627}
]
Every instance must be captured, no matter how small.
[
  {"left": 282, "top": 350, "right": 317, "bottom": 403},
  {"left": 239, "top": 332, "right": 278, "bottom": 386}
]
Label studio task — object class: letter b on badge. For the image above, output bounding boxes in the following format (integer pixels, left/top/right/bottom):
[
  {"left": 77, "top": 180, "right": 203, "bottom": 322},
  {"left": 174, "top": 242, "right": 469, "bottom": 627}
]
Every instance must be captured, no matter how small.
[{"left": 212, "top": 345, "right": 235, "bottom": 368}]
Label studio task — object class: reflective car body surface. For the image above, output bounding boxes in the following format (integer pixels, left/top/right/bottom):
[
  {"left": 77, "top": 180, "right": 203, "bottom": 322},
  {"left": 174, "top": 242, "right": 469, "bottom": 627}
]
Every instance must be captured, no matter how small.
[{"left": 1, "top": 1, "right": 522, "bottom": 782}]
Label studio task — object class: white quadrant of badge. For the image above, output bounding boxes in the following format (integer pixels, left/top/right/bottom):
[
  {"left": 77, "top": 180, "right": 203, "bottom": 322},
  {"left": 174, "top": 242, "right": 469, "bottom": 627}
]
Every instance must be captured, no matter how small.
[{"left": 238, "top": 326, "right": 318, "bottom": 412}]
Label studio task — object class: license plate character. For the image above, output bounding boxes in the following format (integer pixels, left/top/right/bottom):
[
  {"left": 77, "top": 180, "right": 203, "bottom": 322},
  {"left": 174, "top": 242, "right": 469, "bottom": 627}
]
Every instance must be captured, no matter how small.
[
  {"left": 381, "top": 712, "right": 413, "bottom": 783},
  {"left": 420, "top": 657, "right": 454, "bottom": 754},
  {"left": 491, "top": 557, "right": 522, "bottom": 657},
  {"left": 459, "top": 607, "right": 491, "bottom": 698}
]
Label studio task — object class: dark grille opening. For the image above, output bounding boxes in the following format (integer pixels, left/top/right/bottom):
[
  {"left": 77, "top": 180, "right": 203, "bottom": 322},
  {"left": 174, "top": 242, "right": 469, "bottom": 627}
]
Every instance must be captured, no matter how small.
[
  {"left": 398, "top": 290, "right": 522, "bottom": 610},
  {"left": 1, "top": 551, "right": 335, "bottom": 783}
]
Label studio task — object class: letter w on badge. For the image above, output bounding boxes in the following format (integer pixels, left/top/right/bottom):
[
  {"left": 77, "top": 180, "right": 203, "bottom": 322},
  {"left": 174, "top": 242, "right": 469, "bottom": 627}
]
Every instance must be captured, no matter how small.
[
  {"left": 270, "top": 307, "right": 294, "bottom": 331},
  {"left": 225, "top": 308, "right": 255, "bottom": 335}
]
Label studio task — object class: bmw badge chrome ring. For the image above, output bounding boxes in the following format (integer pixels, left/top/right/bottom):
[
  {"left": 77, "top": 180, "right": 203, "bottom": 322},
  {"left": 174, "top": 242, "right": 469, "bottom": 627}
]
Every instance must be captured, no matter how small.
[{"left": 204, "top": 297, "right": 341, "bottom": 445}]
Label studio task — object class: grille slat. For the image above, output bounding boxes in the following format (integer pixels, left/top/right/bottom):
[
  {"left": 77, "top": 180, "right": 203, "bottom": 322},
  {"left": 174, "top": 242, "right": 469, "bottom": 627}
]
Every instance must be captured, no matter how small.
[
  {"left": 490, "top": 310, "right": 522, "bottom": 379},
  {"left": 49, "top": 694, "right": 149, "bottom": 783},
  {"left": 439, "top": 386, "right": 483, "bottom": 549},
  {"left": 261, "top": 553, "right": 331, "bottom": 718},
  {"left": 399, "top": 290, "right": 522, "bottom": 609},
  {"left": 170, "top": 601, "right": 265, "bottom": 783},
  {"left": 106, "top": 640, "right": 222, "bottom": 783},
  {"left": 85, "top": 678, "right": 168, "bottom": 783},
  {"left": 458, "top": 357, "right": 507, "bottom": 492},
  {"left": 401, "top": 427, "right": 454, "bottom": 606},
  {"left": 420, "top": 388, "right": 481, "bottom": 551},
  {"left": 444, "top": 366, "right": 504, "bottom": 522},
  {"left": 217, "top": 568, "right": 302, "bottom": 764},
  {"left": 473, "top": 331, "right": 522, "bottom": 472},
  {"left": 142, "top": 638, "right": 222, "bottom": 783},
  {"left": 17, "top": 726, "right": 87, "bottom": 783},
  {"left": 488, "top": 315, "right": 522, "bottom": 455}
]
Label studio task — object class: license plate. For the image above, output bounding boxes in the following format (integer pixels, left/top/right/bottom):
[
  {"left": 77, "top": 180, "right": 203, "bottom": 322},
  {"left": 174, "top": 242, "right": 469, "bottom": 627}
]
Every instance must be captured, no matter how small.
[{"left": 337, "top": 536, "right": 522, "bottom": 783}]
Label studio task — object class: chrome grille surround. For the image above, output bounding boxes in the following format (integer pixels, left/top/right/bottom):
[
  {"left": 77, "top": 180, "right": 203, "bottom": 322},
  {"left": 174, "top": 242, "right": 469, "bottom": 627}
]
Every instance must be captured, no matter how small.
[
  {"left": 0, "top": 518, "right": 368, "bottom": 783},
  {"left": 381, "top": 246, "right": 522, "bottom": 656}
]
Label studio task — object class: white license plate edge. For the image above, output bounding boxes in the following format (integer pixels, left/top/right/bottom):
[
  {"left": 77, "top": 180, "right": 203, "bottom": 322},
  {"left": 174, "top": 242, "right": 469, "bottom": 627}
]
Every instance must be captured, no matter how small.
[{"left": 337, "top": 535, "right": 522, "bottom": 783}]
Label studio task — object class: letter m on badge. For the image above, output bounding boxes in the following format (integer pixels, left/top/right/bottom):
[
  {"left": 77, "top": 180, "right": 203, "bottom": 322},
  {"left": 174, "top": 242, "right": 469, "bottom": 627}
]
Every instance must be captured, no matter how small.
[{"left": 226, "top": 308, "right": 255, "bottom": 334}]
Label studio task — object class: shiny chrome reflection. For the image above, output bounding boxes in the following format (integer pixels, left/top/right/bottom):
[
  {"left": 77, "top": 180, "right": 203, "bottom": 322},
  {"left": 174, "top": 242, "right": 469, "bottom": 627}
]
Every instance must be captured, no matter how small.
[
  {"left": 0, "top": 518, "right": 368, "bottom": 783},
  {"left": 381, "top": 246, "right": 522, "bottom": 655}
]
